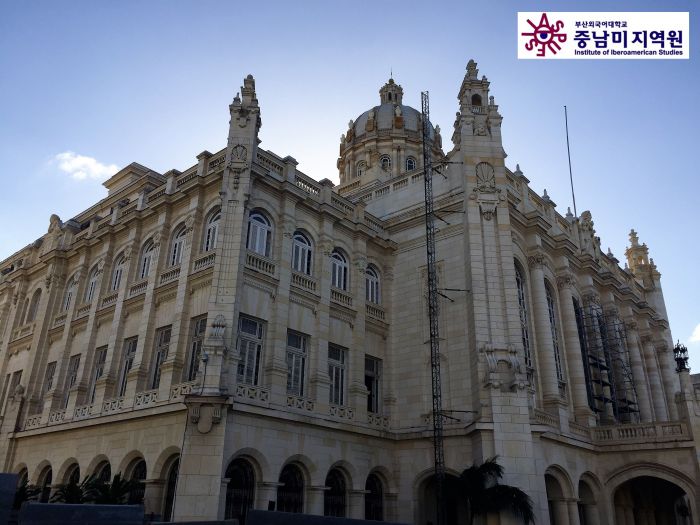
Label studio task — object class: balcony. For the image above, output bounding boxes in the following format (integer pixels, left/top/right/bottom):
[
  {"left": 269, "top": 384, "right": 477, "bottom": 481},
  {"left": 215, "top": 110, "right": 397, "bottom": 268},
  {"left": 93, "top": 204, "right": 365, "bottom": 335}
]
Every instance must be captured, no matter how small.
[
  {"left": 192, "top": 252, "right": 215, "bottom": 272},
  {"left": 366, "top": 303, "right": 385, "bottom": 321},
  {"left": 11, "top": 322, "right": 34, "bottom": 341},
  {"left": 291, "top": 272, "right": 317, "bottom": 293},
  {"left": 286, "top": 394, "right": 314, "bottom": 412},
  {"left": 74, "top": 302, "right": 91, "bottom": 319},
  {"left": 134, "top": 389, "right": 158, "bottom": 409},
  {"left": 245, "top": 251, "right": 275, "bottom": 277},
  {"left": 128, "top": 279, "right": 148, "bottom": 298},
  {"left": 53, "top": 313, "right": 67, "bottom": 328},
  {"left": 234, "top": 384, "right": 270, "bottom": 405},
  {"left": 331, "top": 288, "right": 353, "bottom": 308},
  {"left": 100, "top": 291, "right": 118, "bottom": 309},
  {"left": 159, "top": 266, "right": 181, "bottom": 286},
  {"left": 592, "top": 421, "right": 690, "bottom": 445},
  {"left": 170, "top": 381, "right": 197, "bottom": 401}
]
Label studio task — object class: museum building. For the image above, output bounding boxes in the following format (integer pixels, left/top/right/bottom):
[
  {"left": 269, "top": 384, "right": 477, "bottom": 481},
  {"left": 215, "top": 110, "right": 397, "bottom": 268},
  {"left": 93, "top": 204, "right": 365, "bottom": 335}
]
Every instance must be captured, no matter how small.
[{"left": 0, "top": 60, "right": 698, "bottom": 524}]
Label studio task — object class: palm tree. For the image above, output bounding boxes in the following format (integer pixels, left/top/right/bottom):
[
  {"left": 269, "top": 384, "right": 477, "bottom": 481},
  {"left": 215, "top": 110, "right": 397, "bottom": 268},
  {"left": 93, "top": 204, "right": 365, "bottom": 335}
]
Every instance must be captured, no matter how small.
[
  {"left": 92, "top": 473, "right": 138, "bottom": 504},
  {"left": 49, "top": 474, "right": 98, "bottom": 504},
  {"left": 460, "top": 456, "right": 535, "bottom": 525},
  {"left": 13, "top": 479, "right": 41, "bottom": 509}
]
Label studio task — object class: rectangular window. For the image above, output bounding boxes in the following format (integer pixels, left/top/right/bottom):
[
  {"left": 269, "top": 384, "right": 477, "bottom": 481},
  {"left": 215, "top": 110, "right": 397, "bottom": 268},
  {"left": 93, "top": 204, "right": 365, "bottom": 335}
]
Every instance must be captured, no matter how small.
[
  {"left": 89, "top": 348, "right": 107, "bottom": 403},
  {"left": 328, "top": 344, "right": 346, "bottom": 406},
  {"left": 63, "top": 355, "right": 81, "bottom": 408},
  {"left": 44, "top": 361, "right": 57, "bottom": 393},
  {"left": 117, "top": 337, "right": 138, "bottom": 397},
  {"left": 186, "top": 316, "right": 207, "bottom": 382},
  {"left": 365, "top": 356, "right": 382, "bottom": 414},
  {"left": 237, "top": 316, "right": 264, "bottom": 386},
  {"left": 0, "top": 374, "right": 9, "bottom": 414},
  {"left": 286, "top": 330, "right": 307, "bottom": 396},
  {"left": 151, "top": 326, "right": 172, "bottom": 389}
]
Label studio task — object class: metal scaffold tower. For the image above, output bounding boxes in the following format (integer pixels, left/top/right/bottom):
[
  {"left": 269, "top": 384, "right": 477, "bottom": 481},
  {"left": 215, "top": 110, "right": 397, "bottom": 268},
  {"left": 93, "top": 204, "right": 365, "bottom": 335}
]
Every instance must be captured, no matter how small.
[
  {"left": 421, "top": 91, "right": 446, "bottom": 525},
  {"left": 578, "top": 305, "right": 640, "bottom": 423}
]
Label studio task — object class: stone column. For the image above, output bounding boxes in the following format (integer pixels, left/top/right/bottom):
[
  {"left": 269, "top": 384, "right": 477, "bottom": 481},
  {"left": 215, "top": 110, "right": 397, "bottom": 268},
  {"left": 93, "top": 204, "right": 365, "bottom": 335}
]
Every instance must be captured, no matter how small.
[
  {"left": 567, "top": 499, "right": 581, "bottom": 525},
  {"left": 143, "top": 479, "right": 165, "bottom": 517},
  {"left": 582, "top": 503, "right": 600, "bottom": 525},
  {"left": 551, "top": 499, "right": 570, "bottom": 524},
  {"left": 348, "top": 489, "right": 365, "bottom": 519},
  {"left": 655, "top": 341, "right": 679, "bottom": 420},
  {"left": 556, "top": 273, "right": 594, "bottom": 423},
  {"left": 623, "top": 320, "right": 653, "bottom": 422},
  {"left": 307, "top": 485, "right": 326, "bottom": 515},
  {"left": 527, "top": 252, "right": 560, "bottom": 406},
  {"left": 256, "top": 481, "right": 279, "bottom": 511},
  {"left": 641, "top": 335, "right": 668, "bottom": 421}
]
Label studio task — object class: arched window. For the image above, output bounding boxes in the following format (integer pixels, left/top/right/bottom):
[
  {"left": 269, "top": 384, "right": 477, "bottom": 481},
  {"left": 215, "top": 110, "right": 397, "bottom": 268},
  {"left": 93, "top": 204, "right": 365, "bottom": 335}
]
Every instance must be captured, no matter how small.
[
  {"left": 38, "top": 466, "right": 52, "bottom": 502},
  {"left": 405, "top": 156, "right": 417, "bottom": 172},
  {"left": 365, "top": 473, "right": 384, "bottom": 521},
  {"left": 379, "top": 155, "right": 391, "bottom": 172},
  {"left": 63, "top": 278, "right": 77, "bottom": 311},
  {"left": 162, "top": 458, "right": 179, "bottom": 522},
  {"left": 65, "top": 464, "right": 80, "bottom": 485},
  {"left": 19, "top": 298, "right": 29, "bottom": 325},
  {"left": 111, "top": 255, "right": 126, "bottom": 291},
  {"left": 365, "top": 265, "right": 380, "bottom": 304},
  {"left": 169, "top": 226, "right": 187, "bottom": 267},
  {"left": 246, "top": 212, "right": 272, "bottom": 257},
  {"left": 139, "top": 241, "right": 155, "bottom": 280},
  {"left": 277, "top": 464, "right": 304, "bottom": 513},
  {"left": 127, "top": 459, "right": 147, "bottom": 504},
  {"left": 95, "top": 461, "right": 111, "bottom": 484},
  {"left": 85, "top": 266, "right": 99, "bottom": 303},
  {"left": 545, "top": 281, "right": 564, "bottom": 386},
  {"left": 514, "top": 261, "right": 532, "bottom": 371},
  {"left": 27, "top": 289, "right": 42, "bottom": 322},
  {"left": 292, "top": 232, "right": 313, "bottom": 275},
  {"left": 331, "top": 249, "right": 348, "bottom": 290},
  {"left": 17, "top": 468, "right": 28, "bottom": 488},
  {"left": 471, "top": 93, "right": 482, "bottom": 106},
  {"left": 324, "top": 469, "right": 347, "bottom": 517},
  {"left": 356, "top": 161, "right": 366, "bottom": 179},
  {"left": 225, "top": 458, "right": 255, "bottom": 523},
  {"left": 203, "top": 209, "right": 221, "bottom": 253}
]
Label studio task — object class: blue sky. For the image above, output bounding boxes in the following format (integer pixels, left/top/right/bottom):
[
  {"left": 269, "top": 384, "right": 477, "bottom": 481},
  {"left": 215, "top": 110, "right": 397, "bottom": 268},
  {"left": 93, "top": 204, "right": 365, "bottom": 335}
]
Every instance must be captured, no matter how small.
[{"left": 1, "top": 1, "right": 698, "bottom": 366}]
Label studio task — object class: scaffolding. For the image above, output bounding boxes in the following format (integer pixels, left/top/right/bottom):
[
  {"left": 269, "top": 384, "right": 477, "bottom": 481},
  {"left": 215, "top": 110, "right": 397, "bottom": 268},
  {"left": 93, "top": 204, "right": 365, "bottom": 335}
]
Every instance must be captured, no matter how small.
[{"left": 576, "top": 302, "right": 640, "bottom": 424}]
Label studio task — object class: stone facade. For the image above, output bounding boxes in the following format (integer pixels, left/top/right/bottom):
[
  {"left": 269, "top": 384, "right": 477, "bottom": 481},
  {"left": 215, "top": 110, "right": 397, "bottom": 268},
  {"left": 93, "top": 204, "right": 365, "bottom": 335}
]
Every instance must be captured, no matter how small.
[{"left": 0, "top": 61, "right": 698, "bottom": 524}]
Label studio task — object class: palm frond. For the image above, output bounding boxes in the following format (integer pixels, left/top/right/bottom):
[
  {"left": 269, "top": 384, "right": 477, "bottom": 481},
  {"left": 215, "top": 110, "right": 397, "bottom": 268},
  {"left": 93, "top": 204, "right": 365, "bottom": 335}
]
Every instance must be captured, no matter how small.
[
  {"left": 460, "top": 456, "right": 504, "bottom": 494},
  {"left": 481, "top": 484, "right": 535, "bottom": 524}
]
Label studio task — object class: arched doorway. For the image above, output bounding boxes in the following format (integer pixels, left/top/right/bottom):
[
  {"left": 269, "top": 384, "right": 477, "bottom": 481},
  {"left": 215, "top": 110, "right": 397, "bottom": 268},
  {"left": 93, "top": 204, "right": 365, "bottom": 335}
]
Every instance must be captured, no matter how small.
[
  {"left": 419, "top": 473, "right": 467, "bottom": 525},
  {"left": 614, "top": 476, "right": 692, "bottom": 524},
  {"left": 578, "top": 479, "right": 599, "bottom": 525},
  {"left": 95, "top": 461, "right": 111, "bottom": 484},
  {"left": 225, "top": 458, "right": 255, "bottom": 524},
  {"left": 545, "top": 473, "right": 568, "bottom": 525},
  {"left": 365, "top": 473, "right": 384, "bottom": 521},
  {"left": 126, "top": 459, "right": 147, "bottom": 504},
  {"left": 37, "top": 466, "right": 52, "bottom": 502},
  {"left": 324, "top": 469, "right": 347, "bottom": 517},
  {"left": 65, "top": 463, "right": 80, "bottom": 485},
  {"left": 162, "top": 458, "right": 179, "bottom": 522},
  {"left": 277, "top": 464, "right": 304, "bottom": 513}
]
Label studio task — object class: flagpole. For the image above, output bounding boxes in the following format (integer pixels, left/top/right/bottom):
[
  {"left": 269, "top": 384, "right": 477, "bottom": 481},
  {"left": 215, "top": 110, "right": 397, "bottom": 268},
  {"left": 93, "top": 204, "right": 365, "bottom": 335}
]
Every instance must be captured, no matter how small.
[{"left": 564, "top": 105, "right": 578, "bottom": 217}]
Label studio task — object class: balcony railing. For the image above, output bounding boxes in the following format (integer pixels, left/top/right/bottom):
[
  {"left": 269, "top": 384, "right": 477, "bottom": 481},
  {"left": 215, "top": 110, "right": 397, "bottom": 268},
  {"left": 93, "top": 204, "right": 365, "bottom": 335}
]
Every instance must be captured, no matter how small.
[
  {"left": 74, "top": 303, "right": 91, "bottom": 319},
  {"left": 286, "top": 394, "right": 314, "bottom": 412},
  {"left": 291, "top": 272, "right": 317, "bottom": 293},
  {"left": 100, "top": 291, "right": 118, "bottom": 309},
  {"left": 53, "top": 313, "right": 67, "bottom": 328},
  {"left": 235, "top": 384, "right": 270, "bottom": 404},
  {"left": 11, "top": 322, "right": 35, "bottom": 341},
  {"left": 73, "top": 404, "right": 94, "bottom": 420},
  {"left": 47, "top": 409, "right": 66, "bottom": 425},
  {"left": 102, "top": 397, "right": 125, "bottom": 414},
  {"left": 592, "top": 421, "right": 690, "bottom": 444},
  {"left": 193, "top": 252, "right": 215, "bottom": 272},
  {"left": 245, "top": 251, "right": 275, "bottom": 277},
  {"left": 331, "top": 288, "right": 353, "bottom": 308},
  {"left": 170, "top": 381, "right": 197, "bottom": 401},
  {"left": 159, "top": 266, "right": 181, "bottom": 285},
  {"left": 128, "top": 279, "right": 148, "bottom": 298},
  {"left": 134, "top": 389, "right": 158, "bottom": 409},
  {"left": 366, "top": 303, "right": 385, "bottom": 321},
  {"left": 329, "top": 404, "right": 355, "bottom": 420}
]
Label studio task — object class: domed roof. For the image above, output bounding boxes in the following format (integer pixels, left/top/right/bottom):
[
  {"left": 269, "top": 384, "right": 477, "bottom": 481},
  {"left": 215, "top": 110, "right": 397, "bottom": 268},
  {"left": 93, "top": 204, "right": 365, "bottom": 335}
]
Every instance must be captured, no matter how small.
[{"left": 347, "top": 78, "right": 435, "bottom": 140}]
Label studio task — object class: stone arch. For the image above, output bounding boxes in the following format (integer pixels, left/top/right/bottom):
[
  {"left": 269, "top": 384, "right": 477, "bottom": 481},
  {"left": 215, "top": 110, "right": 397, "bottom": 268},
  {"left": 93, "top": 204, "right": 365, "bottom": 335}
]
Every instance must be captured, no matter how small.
[
  {"left": 117, "top": 450, "right": 146, "bottom": 478},
  {"left": 327, "top": 459, "right": 357, "bottom": 490},
  {"left": 415, "top": 467, "right": 467, "bottom": 525},
  {"left": 606, "top": 462, "right": 697, "bottom": 522},
  {"left": 280, "top": 453, "right": 316, "bottom": 485},
  {"left": 55, "top": 457, "right": 80, "bottom": 484},
  {"left": 86, "top": 454, "right": 111, "bottom": 476},
  {"left": 611, "top": 471, "right": 694, "bottom": 525},
  {"left": 31, "top": 460, "right": 52, "bottom": 484},
  {"left": 226, "top": 447, "right": 270, "bottom": 482},
  {"left": 13, "top": 462, "right": 28, "bottom": 475},
  {"left": 578, "top": 472, "right": 603, "bottom": 525},
  {"left": 545, "top": 465, "right": 576, "bottom": 525},
  {"left": 152, "top": 446, "right": 181, "bottom": 480},
  {"left": 545, "top": 465, "right": 575, "bottom": 497},
  {"left": 366, "top": 465, "right": 396, "bottom": 494}
]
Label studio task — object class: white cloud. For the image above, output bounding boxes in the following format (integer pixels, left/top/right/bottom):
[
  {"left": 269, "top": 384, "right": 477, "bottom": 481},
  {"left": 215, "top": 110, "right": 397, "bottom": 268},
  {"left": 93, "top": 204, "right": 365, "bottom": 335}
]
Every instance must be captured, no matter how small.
[
  {"left": 53, "top": 151, "right": 119, "bottom": 180},
  {"left": 690, "top": 323, "right": 700, "bottom": 344}
]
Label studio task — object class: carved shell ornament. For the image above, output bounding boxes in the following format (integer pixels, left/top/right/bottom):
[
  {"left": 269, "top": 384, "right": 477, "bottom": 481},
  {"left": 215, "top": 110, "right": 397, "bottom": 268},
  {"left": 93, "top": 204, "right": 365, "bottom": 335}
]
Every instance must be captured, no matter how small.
[{"left": 475, "top": 162, "right": 496, "bottom": 191}]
